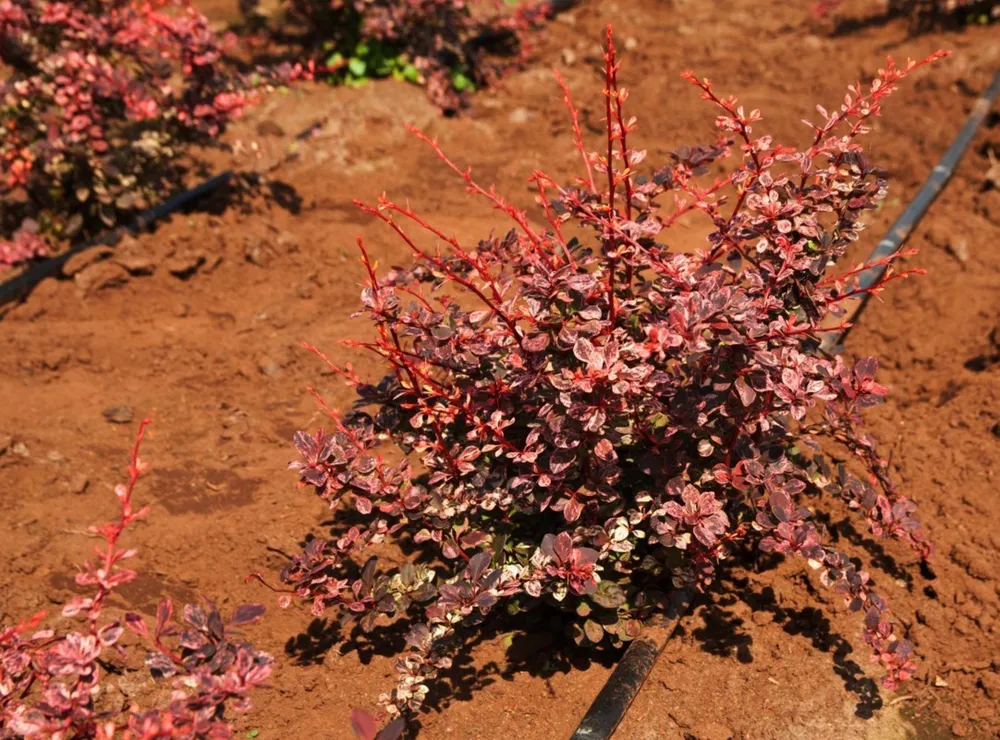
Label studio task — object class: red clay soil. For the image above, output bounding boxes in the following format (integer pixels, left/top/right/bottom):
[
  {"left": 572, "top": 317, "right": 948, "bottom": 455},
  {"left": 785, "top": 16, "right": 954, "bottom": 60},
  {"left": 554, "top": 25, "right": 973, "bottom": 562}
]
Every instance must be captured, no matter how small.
[{"left": 1, "top": 1, "right": 999, "bottom": 738}]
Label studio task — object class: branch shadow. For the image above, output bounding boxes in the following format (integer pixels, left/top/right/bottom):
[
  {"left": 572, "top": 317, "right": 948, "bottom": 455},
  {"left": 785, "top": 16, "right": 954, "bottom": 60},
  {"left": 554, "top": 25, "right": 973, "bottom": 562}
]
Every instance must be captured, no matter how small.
[{"left": 693, "top": 569, "right": 883, "bottom": 719}]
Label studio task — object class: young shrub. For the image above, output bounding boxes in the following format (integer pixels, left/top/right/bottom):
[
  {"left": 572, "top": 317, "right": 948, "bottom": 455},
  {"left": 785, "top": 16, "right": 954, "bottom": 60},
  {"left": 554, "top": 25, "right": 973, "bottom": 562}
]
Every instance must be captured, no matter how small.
[
  {"left": 812, "top": 0, "right": 998, "bottom": 29},
  {"left": 0, "top": 420, "right": 272, "bottom": 738},
  {"left": 243, "top": 0, "right": 546, "bottom": 112},
  {"left": 259, "top": 26, "right": 944, "bottom": 731},
  {"left": 0, "top": 0, "right": 292, "bottom": 270}
]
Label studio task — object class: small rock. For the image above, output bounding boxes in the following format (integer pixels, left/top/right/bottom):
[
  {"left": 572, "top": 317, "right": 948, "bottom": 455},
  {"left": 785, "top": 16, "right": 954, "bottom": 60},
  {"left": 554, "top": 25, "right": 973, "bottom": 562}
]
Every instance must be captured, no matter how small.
[
  {"left": 62, "top": 246, "right": 113, "bottom": 278},
  {"left": 677, "top": 23, "right": 696, "bottom": 36},
  {"left": 102, "top": 406, "right": 134, "bottom": 424},
  {"left": 935, "top": 675, "right": 949, "bottom": 688},
  {"left": 257, "top": 356, "right": 280, "bottom": 376},
  {"left": 65, "top": 473, "right": 90, "bottom": 495},
  {"left": 11, "top": 441, "right": 29, "bottom": 457},
  {"left": 75, "top": 262, "right": 129, "bottom": 295},
  {"left": 245, "top": 237, "right": 276, "bottom": 267},
  {"left": 951, "top": 720, "right": 969, "bottom": 737},
  {"left": 624, "top": 37, "right": 639, "bottom": 51},
  {"left": 561, "top": 48, "right": 577, "bottom": 65},
  {"left": 42, "top": 349, "right": 71, "bottom": 371},
  {"left": 165, "top": 252, "right": 206, "bottom": 279},
  {"left": 277, "top": 231, "right": 300, "bottom": 252},
  {"left": 175, "top": 303, "right": 190, "bottom": 318},
  {"left": 555, "top": 12, "right": 576, "bottom": 24},
  {"left": 946, "top": 237, "right": 969, "bottom": 266},
  {"left": 803, "top": 34, "right": 824, "bottom": 50},
  {"left": 46, "top": 450, "right": 65, "bottom": 463},
  {"left": 296, "top": 284, "right": 313, "bottom": 300},
  {"left": 508, "top": 107, "right": 531, "bottom": 125}
]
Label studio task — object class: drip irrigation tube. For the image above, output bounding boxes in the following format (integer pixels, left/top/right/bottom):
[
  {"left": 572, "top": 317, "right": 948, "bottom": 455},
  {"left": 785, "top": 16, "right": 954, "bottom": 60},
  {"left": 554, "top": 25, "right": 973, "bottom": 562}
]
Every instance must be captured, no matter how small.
[
  {"left": 570, "top": 588, "right": 693, "bottom": 740},
  {"left": 0, "top": 171, "right": 232, "bottom": 310},
  {"left": 569, "top": 66, "right": 1000, "bottom": 740}
]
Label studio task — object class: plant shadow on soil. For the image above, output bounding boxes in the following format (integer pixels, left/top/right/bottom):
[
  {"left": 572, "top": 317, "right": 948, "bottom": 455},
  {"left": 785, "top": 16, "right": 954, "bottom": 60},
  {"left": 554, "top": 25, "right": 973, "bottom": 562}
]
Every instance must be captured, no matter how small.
[
  {"left": 274, "top": 502, "right": 941, "bottom": 721},
  {"left": 824, "top": 4, "right": 987, "bottom": 38},
  {"left": 691, "top": 566, "right": 885, "bottom": 720}
]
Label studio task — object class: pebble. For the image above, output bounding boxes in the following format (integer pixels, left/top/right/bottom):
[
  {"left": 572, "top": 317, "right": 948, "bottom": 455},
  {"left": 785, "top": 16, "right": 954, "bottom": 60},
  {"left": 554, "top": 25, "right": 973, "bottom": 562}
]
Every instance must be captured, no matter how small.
[
  {"left": 946, "top": 237, "right": 969, "bottom": 266},
  {"left": 803, "top": 34, "right": 824, "bottom": 50},
  {"left": 277, "top": 231, "right": 300, "bottom": 253},
  {"left": 561, "top": 48, "right": 577, "bottom": 66},
  {"left": 508, "top": 107, "right": 531, "bottom": 125},
  {"left": 624, "top": 37, "right": 639, "bottom": 51},
  {"left": 11, "top": 441, "right": 29, "bottom": 457},
  {"left": 102, "top": 406, "right": 134, "bottom": 424},
  {"left": 65, "top": 474, "right": 90, "bottom": 495},
  {"left": 245, "top": 236, "right": 275, "bottom": 267},
  {"left": 257, "top": 356, "right": 280, "bottom": 377},
  {"left": 46, "top": 450, "right": 65, "bottom": 462}
]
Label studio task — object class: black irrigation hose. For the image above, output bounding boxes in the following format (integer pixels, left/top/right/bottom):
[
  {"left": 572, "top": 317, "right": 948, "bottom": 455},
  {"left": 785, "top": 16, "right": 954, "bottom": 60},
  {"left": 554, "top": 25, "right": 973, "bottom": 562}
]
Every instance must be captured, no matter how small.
[
  {"left": 0, "top": 171, "right": 232, "bottom": 310},
  {"left": 570, "top": 67, "right": 1000, "bottom": 740},
  {"left": 570, "top": 588, "right": 694, "bottom": 740}
]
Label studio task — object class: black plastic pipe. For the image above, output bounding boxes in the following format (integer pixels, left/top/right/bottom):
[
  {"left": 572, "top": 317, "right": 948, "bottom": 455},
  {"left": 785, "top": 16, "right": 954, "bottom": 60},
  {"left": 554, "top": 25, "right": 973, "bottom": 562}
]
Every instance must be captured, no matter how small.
[
  {"left": 824, "top": 66, "right": 1000, "bottom": 352},
  {"left": 0, "top": 171, "right": 232, "bottom": 310},
  {"left": 570, "top": 66, "right": 1000, "bottom": 740},
  {"left": 570, "top": 588, "right": 693, "bottom": 740}
]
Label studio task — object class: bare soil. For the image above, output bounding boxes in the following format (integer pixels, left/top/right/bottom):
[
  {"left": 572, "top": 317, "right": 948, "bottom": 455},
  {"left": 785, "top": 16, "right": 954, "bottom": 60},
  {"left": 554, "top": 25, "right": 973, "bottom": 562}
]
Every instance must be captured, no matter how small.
[{"left": 1, "top": 1, "right": 998, "bottom": 738}]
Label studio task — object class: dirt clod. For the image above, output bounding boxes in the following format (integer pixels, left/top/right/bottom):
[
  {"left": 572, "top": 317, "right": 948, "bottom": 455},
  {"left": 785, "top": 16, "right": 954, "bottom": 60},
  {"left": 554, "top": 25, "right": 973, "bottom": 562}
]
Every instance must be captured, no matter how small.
[
  {"left": 102, "top": 406, "right": 134, "bottom": 424},
  {"left": 165, "top": 252, "right": 206, "bottom": 279},
  {"left": 75, "top": 262, "right": 129, "bottom": 295},
  {"left": 62, "top": 247, "right": 113, "bottom": 278},
  {"left": 64, "top": 474, "right": 89, "bottom": 495},
  {"left": 257, "top": 356, "right": 280, "bottom": 376}
]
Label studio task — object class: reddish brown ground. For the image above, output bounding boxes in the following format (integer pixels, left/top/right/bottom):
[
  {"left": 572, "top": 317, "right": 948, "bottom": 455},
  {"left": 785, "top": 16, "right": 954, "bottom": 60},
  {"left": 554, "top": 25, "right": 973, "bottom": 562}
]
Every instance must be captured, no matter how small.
[{"left": 1, "top": 1, "right": 998, "bottom": 738}]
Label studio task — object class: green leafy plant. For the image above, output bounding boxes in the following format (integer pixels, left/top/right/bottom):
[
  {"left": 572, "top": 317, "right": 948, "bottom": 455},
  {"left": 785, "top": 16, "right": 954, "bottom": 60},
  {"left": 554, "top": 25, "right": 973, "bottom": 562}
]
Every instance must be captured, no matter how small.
[{"left": 243, "top": 0, "right": 545, "bottom": 111}]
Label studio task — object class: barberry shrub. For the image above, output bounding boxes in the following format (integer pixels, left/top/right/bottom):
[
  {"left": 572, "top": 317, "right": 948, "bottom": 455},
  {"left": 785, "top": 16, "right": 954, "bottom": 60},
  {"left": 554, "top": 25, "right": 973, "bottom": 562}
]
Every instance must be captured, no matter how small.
[
  {"left": 0, "top": 0, "right": 291, "bottom": 270},
  {"left": 812, "top": 0, "right": 998, "bottom": 28},
  {"left": 261, "top": 26, "right": 944, "bottom": 731},
  {"left": 0, "top": 420, "right": 272, "bottom": 739},
  {"left": 243, "top": 0, "right": 544, "bottom": 112}
]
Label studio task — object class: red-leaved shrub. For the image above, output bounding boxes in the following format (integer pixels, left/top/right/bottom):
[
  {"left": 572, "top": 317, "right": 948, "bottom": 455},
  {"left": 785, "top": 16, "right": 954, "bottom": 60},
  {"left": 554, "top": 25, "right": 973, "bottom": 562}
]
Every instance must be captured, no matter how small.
[
  {"left": 246, "top": 0, "right": 545, "bottom": 112},
  {"left": 258, "top": 26, "right": 945, "bottom": 731},
  {"left": 0, "top": 420, "right": 272, "bottom": 738},
  {"left": 0, "top": 0, "right": 295, "bottom": 270}
]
